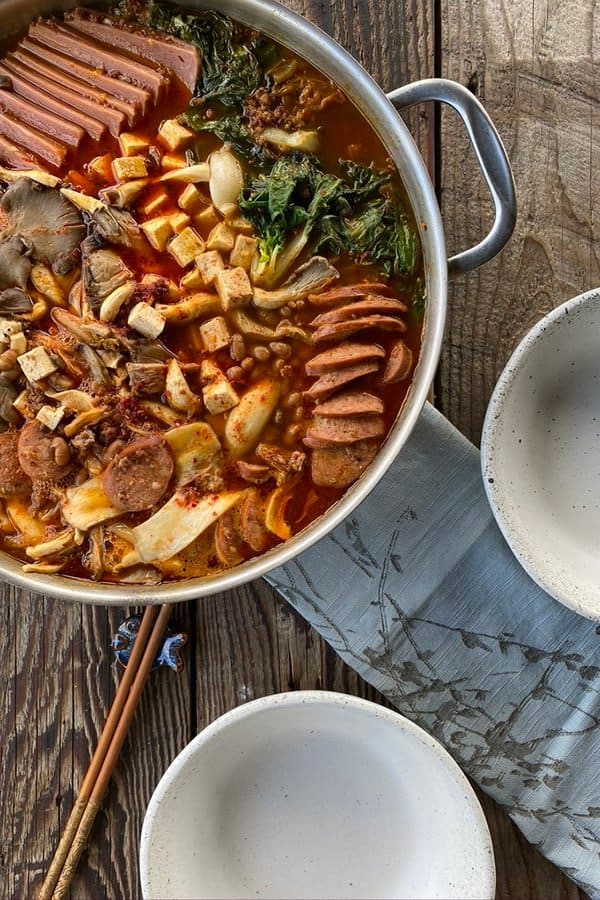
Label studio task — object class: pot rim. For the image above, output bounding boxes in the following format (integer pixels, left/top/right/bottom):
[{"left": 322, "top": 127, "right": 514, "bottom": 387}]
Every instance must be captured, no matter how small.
[{"left": 0, "top": 0, "right": 447, "bottom": 605}]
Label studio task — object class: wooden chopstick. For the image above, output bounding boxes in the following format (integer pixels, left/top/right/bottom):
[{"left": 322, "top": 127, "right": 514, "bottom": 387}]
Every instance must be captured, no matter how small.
[{"left": 38, "top": 603, "right": 172, "bottom": 900}]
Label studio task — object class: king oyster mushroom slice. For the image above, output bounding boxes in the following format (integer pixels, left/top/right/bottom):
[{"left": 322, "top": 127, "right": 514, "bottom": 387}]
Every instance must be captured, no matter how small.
[
  {"left": 90, "top": 205, "right": 145, "bottom": 252},
  {"left": 0, "top": 179, "right": 85, "bottom": 277},
  {"left": 0, "top": 286, "right": 33, "bottom": 315},
  {"left": 253, "top": 257, "right": 339, "bottom": 310},
  {"left": 83, "top": 248, "right": 133, "bottom": 311}
]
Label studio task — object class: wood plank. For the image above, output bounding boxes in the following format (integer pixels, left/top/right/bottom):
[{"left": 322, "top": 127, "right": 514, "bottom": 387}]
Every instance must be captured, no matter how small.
[
  {"left": 439, "top": 0, "right": 600, "bottom": 443},
  {"left": 0, "top": 594, "right": 193, "bottom": 899}
]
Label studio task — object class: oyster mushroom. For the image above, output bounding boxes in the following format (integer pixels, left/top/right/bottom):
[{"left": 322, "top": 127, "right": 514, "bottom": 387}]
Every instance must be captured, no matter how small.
[
  {"left": 0, "top": 179, "right": 85, "bottom": 277},
  {"left": 82, "top": 248, "right": 133, "bottom": 310},
  {"left": 0, "top": 286, "right": 33, "bottom": 316},
  {"left": 90, "top": 205, "right": 145, "bottom": 251}
]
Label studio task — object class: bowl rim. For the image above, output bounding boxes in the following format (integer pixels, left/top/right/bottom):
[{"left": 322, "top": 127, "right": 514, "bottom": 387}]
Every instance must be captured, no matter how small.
[
  {"left": 0, "top": 0, "right": 447, "bottom": 605},
  {"left": 481, "top": 287, "right": 600, "bottom": 618},
  {"left": 139, "top": 690, "right": 495, "bottom": 899}
]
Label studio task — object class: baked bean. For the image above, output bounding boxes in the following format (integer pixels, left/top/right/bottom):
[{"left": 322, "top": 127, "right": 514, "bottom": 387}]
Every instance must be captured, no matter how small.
[
  {"left": 269, "top": 341, "right": 291, "bottom": 359},
  {"left": 283, "top": 424, "right": 302, "bottom": 446},
  {"left": 274, "top": 358, "right": 286, "bottom": 372},
  {"left": 284, "top": 392, "right": 302, "bottom": 409},
  {"left": 294, "top": 406, "right": 304, "bottom": 422},
  {"left": 51, "top": 437, "right": 71, "bottom": 468},
  {"left": 226, "top": 365, "right": 244, "bottom": 382},
  {"left": 274, "top": 409, "right": 283, "bottom": 425},
  {"left": 252, "top": 345, "right": 270, "bottom": 362},
  {"left": 230, "top": 333, "right": 246, "bottom": 362},
  {"left": 280, "top": 306, "right": 291, "bottom": 317},
  {"left": 241, "top": 356, "right": 254, "bottom": 372}
]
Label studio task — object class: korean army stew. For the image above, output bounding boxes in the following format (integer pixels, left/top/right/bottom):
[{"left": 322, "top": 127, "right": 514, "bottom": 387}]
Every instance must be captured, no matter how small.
[{"left": 0, "top": 1, "right": 425, "bottom": 583}]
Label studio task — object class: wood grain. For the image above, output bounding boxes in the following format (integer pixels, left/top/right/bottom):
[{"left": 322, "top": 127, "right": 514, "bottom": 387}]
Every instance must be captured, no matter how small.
[
  {"left": 439, "top": 0, "right": 600, "bottom": 442},
  {"left": 0, "top": 0, "right": 589, "bottom": 899}
]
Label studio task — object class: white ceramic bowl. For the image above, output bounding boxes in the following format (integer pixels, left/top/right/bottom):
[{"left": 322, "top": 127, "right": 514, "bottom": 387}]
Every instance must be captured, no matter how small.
[
  {"left": 481, "top": 289, "right": 600, "bottom": 618},
  {"left": 140, "top": 691, "right": 495, "bottom": 900}
]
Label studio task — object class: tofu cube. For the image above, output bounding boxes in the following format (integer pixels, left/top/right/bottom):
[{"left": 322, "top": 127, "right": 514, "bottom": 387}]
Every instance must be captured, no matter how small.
[
  {"left": 128, "top": 302, "right": 166, "bottom": 339},
  {"left": 118, "top": 133, "right": 150, "bottom": 157},
  {"left": 158, "top": 119, "right": 194, "bottom": 152},
  {"left": 0, "top": 319, "right": 23, "bottom": 343},
  {"left": 180, "top": 269, "right": 205, "bottom": 292},
  {"left": 230, "top": 234, "right": 258, "bottom": 270},
  {"left": 201, "top": 360, "right": 239, "bottom": 414},
  {"left": 36, "top": 404, "right": 65, "bottom": 431},
  {"left": 18, "top": 347, "right": 58, "bottom": 382},
  {"left": 200, "top": 316, "right": 230, "bottom": 353},
  {"left": 142, "top": 216, "right": 174, "bottom": 252},
  {"left": 193, "top": 204, "right": 220, "bottom": 234},
  {"left": 195, "top": 250, "right": 224, "bottom": 286},
  {"left": 178, "top": 183, "right": 207, "bottom": 215},
  {"left": 206, "top": 222, "right": 236, "bottom": 252},
  {"left": 168, "top": 211, "right": 191, "bottom": 234},
  {"left": 138, "top": 186, "right": 170, "bottom": 217},
  {"left": 224, "top": 214, "right": 255, "bottom": 235},
  {"left": 168, "top": 227, "right": 205, "bottom": 268},
  {"left": 215, "top": 267, "right": 253, "bottom": 310},
  {"left": 112, "top": 156, "right": 149, "bottom": 181},
  {"left": 12, "top": 390, "right": 35, "bottom": 419},
  {"left": 161, "top": 153, "right": 187, "bottom": 172},
  {"left": 87, "top": 154, "right": 114, "bottom": 183},
  {"left": 9, "top": 332, "right": 27, "bottom": 356}
]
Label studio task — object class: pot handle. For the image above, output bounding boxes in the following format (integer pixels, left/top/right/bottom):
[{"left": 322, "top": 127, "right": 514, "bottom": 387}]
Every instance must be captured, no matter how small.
[{"left": 387, "top": 78, "right": 516, "bottom": 275}]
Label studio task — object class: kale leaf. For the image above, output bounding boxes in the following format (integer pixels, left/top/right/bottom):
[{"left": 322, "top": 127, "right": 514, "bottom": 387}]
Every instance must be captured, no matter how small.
[
  {"left": 181, "top": 112, "right": 273, "bottom": 169},
  {"left": 241, "top": 154, "right": 419, "bottom": 278},
  {"left": 144, "top": 2, "right": 268, "bottom": 107}
]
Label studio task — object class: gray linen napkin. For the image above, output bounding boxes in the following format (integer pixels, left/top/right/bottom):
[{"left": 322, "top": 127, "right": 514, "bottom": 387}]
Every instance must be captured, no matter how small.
[{"left": 265, "top": 402, "right": 600, "bottom": 897}]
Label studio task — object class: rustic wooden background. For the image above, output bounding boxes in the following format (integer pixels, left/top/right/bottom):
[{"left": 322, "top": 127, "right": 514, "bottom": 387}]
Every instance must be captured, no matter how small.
[{"left": 0, "top": 0, "right": 594, "bottom": 897}]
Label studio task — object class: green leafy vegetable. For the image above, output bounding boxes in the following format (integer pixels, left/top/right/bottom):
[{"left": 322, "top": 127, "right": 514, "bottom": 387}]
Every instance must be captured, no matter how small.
[
  {"left": 181, "top": 112, "right": 273, "bottom": 168},
  {"left": 241, "top": 155, "right": 419, "bottom": 280},
  {"left": 143, "top": 2, "right": 269, "bottom": 107},
  {"left": 240, "top": 153, "right": 349, "bottom": 283}
]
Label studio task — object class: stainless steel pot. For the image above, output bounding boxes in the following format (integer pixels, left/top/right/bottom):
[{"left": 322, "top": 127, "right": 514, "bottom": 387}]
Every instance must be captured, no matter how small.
[{"left": 0, "top": 0, "right": 516, "bottom": 605}]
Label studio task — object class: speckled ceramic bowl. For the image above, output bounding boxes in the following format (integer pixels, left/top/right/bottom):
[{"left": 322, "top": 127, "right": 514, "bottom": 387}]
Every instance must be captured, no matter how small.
[
  {"left": 481, "top": 289, "right": 600, "bottom": 618},
  {"left": 140, "top": 692, "right": 495, "bottom": 900}
]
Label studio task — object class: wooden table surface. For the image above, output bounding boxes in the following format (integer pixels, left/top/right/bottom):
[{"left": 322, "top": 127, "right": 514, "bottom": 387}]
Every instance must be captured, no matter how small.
[{"left": 0, "top": 0, "right": 595, "bottom": 898}]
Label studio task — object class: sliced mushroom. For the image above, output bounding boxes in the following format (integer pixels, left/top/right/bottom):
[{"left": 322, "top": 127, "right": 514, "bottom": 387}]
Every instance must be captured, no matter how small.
[
  {"left": 83, "top": 248, "right": 133, "bottom": 310},
  {"left": 0, "top": 179, "right": 85, "bottom": 276},
  {"left": 0, "top": 286, "right": 33, "bottom": 315},
  {"left": 91, "top": 205, "right": 145, "bottom": 251},
  {"left": 253, "top": 257, "right": 339, "bottom": 310}
]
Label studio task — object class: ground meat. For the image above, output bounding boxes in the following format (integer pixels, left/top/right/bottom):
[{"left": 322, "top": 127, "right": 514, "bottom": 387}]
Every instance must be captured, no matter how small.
[
  {"left": 102, "top": 434, "right": 174, "bottom": 512},
  {"left": 17, "top": 420, "right": 75, "bottom": 482},
  {"left": 245, "top": 71, "right": 344, "bottom": 132},
  {"left": 0, "top": 430, "right": 31, "bottom": 496}
]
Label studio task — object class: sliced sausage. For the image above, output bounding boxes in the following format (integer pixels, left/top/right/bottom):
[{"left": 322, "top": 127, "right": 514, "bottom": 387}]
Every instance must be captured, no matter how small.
[
  {"left": 304, "top": 415, "right": 385, "bottom": 448},
  {"left": 239, "top": 489, "right": 270, "bottom": 553},
  {"left": 312, "top": 316, "right": 407, "bottom": 344},
  {"left": 21, "top": 38, "right": 145, "bottom": 124},
  {"left": 67, "top": 11, "right": 201, "bottom": 93},
  {"left": 0, "top": 110, "right": 67, "bottom": 168},
  {"left": 102, "top": 434, "right": 174, "bottom": 512},
  {"left": 215, "top": 508, "right": 245, "bottom": 568},
  {"left": 0, "top": 431, "right": 31, "bottom": 496},
  {"left": 31, "top": 22, "right": 168, "bottom": 100},
  {"left": 18, "top": 420, "right": 74, "bottom": 482},
  {"left": 315, "top": 391, "right": 384, "bottom": 418},
  {"left": 304, "top": 362, "right": 380, "bottom": 401},
  {"left": 237, "top": 461, "right": 272, "bottom": 484},
  {"left": 0, "top": 86, "right": 84, "bottom": 149},
  {"left": 310, "top": 296, "right": 408, "bottom": 325},
  {"left": 311, "top": 440, "right": 379, "bottom": 489},
  {"left": 0, "top": 132, "right": 38, "bottom": 168},
  {"left": 306, "top": 342, "right": 385, "bottom": 376},
  {"left": 308, "top": 283, "right": 394, "bottom": 307},
  {"left": 381, "top": 340, "right": 414, "bottom": 385},
  {"left": 6, "top": 52, "right": 127, "bottom": 137},
  {"left": 0, "top": 62, "right": 106, "bottom": 142}
]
